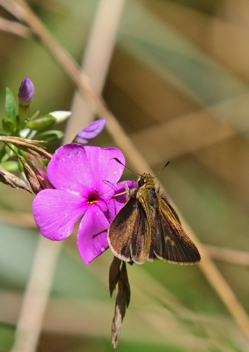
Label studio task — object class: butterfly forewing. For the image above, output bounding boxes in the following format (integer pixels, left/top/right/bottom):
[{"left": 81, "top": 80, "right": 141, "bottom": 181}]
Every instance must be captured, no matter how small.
[{"left": 130, "top": 201, "right": 150, "bottom": 264}]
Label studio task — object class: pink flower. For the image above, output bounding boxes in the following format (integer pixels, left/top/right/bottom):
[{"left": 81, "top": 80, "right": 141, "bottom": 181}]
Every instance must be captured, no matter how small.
[{"left": 32, "top": 143, "right": 135, "bottom": 264}]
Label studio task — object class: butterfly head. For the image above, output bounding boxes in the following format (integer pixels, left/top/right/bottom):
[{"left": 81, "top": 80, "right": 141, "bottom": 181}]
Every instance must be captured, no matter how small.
[{"left": 137, "top": 173, "right": 155, "bottom": 189}]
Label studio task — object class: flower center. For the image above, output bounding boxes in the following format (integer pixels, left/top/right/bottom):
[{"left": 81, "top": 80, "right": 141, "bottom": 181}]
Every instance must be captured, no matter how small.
[{"left": 87, "top": 192, "right": 99, "bottom": 205}]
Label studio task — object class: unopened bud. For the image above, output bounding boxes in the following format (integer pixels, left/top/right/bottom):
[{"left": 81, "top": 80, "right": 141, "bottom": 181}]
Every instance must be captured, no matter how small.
[
  {"left": 35, "top": 130, "right": 64, "bottom": 145},
  {"left": 47, "top": 111, "right": 71, "bottom": 124},
  {"left": 26, "top": 116, "right": 56, "bottom": 131},
  {"left": 76, "top": 119, "right": 106, "bottom": 145},
  {"left": 18, "top": 78, "right": 34, "bottom": 105},
  {"left": 18, "top": 78, "right": 34, "bottom": 123}
]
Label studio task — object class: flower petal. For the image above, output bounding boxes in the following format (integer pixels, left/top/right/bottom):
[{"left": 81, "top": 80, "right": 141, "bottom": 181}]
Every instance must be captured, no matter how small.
[
  {"left": 32, "top": 189, "right": 87, "bottom": 240},
  {"left": 77, "top": 204, "right": 110, "bottom": 264},
  {"left": 47, "top": 144, "right": 94, "bottom": 193},
  {"left": 99, "top": 180, "right": 137, "bottom": 222},
  {"left": 47, "top": 144, "right": 125, "bottom": 196},
  {"left": 84, "top": 146, "right": 125, "bottom": 193}
]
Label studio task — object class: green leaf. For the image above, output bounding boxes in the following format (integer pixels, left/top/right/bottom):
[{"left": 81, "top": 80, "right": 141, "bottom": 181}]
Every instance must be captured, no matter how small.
[{"left": 5, "top": 88, "right": 17, "bottom": 121}]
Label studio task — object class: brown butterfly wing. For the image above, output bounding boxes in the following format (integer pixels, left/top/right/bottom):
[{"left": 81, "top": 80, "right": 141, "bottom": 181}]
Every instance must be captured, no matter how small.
[
  {"left": 108, "top": 195, "right": 149, "bottom": 264},
  {"left": 150, "top": 194, "right": 201, "bottom": 264}
]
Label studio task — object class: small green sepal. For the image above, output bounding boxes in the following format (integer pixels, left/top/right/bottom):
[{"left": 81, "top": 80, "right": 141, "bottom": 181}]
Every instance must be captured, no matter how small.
[
  {"left": 29, "top": 110, "right": 40, "bottom": 121},
  {"left": 2, "top": 118, "right": 16, "bottom": 133}
]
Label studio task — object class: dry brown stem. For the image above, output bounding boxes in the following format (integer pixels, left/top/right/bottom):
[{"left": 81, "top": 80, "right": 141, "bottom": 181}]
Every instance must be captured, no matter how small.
[
  {"left": 0, "top": 165, "right": 33, "bottom": 193},
  {"left": 0, "top": 16, "right": 32, "bottom": 38},
  {"left": 0, "top": 136, "right": 52, "bottom": 160},
  {"left": 204, "top": 245, "right": 249, "bottom": 267}
]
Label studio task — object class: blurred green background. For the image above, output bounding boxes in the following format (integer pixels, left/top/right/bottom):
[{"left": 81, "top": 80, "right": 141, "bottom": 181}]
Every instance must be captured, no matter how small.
[{"left": 1, "top": 0, "right": 249, "bottom": 351}]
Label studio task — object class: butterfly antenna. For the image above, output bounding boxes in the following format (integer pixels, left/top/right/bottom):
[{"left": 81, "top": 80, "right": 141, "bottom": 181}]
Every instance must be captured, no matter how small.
[
  {"left": 113, "top": 158, "right": 140, "bottom": 176},
  {"left": 153, "top": 161, "right": 170, "bottom": 178}
]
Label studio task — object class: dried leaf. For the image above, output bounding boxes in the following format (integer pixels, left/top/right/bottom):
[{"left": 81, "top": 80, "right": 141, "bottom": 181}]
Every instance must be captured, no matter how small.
[
  {"left": 111, "top": 303, "right": 122, "bottom": 348},
  {"left": 0, "top": 165, "right": 33, "bottom": 194},
  {"left": 21, "top": 158, "right": 41, "bottom": 194},
  {"left": 0, "top": 136, "right": 52, "bottom": 160},
  {"left": 109, "top": 256, "right": 121, "bottom": 297},
  {"left": 5, "top": 143, "right": 42, "bottom": 194},
  {"left": 33, "top": 166, "right": 53, "bottom": 190},
  {"left": 119, "top": 261, "right": 131, "bottom": 309},
  {"left": 111, "top": 261, "right": 131, "bottom": 348}
]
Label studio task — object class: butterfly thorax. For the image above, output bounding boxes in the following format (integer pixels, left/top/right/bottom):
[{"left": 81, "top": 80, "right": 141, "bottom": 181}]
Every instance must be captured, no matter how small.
[{"left": 136, "top": 174, "right": 157, "bottom": 229}]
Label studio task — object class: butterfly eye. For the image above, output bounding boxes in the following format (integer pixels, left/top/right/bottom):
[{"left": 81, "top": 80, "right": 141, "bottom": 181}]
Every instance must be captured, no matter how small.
[{"left": 138, "top": 177, "right": 145, "bottom": 187}]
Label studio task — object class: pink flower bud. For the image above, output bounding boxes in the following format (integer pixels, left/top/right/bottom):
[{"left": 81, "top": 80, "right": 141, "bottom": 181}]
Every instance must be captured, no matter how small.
[{"left": 18, "top": 78, "right": 34, "bottom": 105}]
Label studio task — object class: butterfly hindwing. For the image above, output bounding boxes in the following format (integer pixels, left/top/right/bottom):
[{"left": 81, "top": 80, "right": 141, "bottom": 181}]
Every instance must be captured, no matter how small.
[
  {"left": 150, "top": 194, "right": 200, "bottom": 264},
  {"left": 108, "top": 195, "right": 149, "bottom": 263}
]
